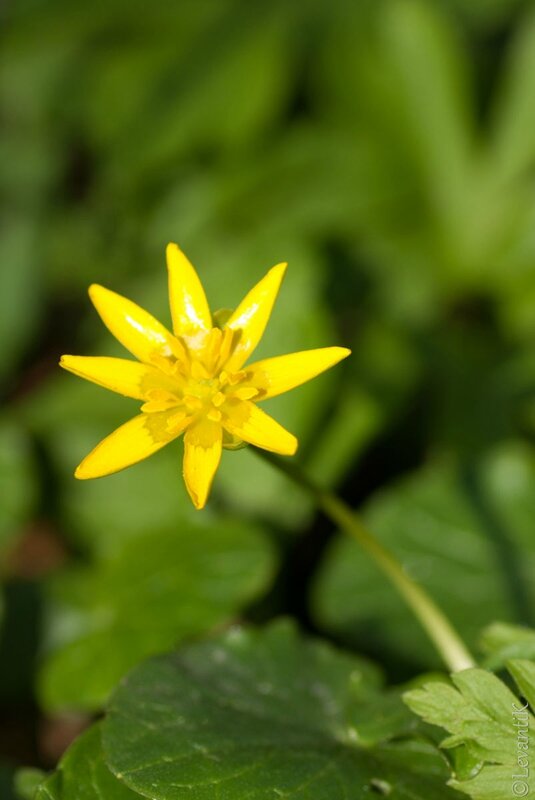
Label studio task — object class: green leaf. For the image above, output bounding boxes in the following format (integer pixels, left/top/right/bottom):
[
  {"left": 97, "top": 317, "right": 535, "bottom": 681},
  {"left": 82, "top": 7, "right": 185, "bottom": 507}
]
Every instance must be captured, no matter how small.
[
  {"left": 317, "top": 0, "right": 535, "bottom": 325},
  {"left": 39, "top": 519, "right": 276, "bottom": 712},
  {"left": 480, "top": 622, "right": 535, "bottom": 669},
  {"left": 69, "top": 3, "right": 298, "bottom": 194},
  {"left": 444, "top": 0, "right": 526, "bottom": 29},
  {"left": 508, "top": 658, "right": 535, "bottom": 711},
  {"left": 404, "top": 662, "right": 535, "bottom": 799},
  {"left": 313, "top": 443, "right": 535, "bottom": 669},
  {"left": 35, "top": 724, "right": 138, "bottom": 799},
  {"left": 14, "top": 768, "right": 46, "bottom": 800},
  {"left": 380, "top": 0, "right": 474, "bottom": 227},
  {"left": 318, "top": 0, "right": 482, "bottom": 304},
  {"left": 405, "top": 668, "right": 523, "bottom": 760},
  {"left": 490, "top": 7, "right": 535, "bottom": 182},
  {"left": 103, "top": 621, "right": 459, "bottom": 799}
]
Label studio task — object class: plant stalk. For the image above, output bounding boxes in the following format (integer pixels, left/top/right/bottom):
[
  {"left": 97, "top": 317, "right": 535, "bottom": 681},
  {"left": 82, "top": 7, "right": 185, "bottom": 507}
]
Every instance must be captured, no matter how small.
[{"left": 256, "top": 449, "right": 475, "bottom": 673}]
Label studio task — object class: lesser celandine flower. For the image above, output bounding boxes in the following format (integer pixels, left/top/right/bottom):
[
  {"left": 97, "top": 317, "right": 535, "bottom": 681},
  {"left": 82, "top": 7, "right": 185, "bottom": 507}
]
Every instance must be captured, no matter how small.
[{"left": 60, "top": 245, "right": 350, "bottom": 509}]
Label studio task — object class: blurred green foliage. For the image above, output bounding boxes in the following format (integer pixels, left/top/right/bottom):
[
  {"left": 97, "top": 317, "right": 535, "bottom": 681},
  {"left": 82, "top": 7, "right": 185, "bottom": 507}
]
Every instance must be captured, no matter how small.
[
  {"left": 3, "top": 0, "right": 535, "bottom": 792},
  {"left": 39, "top": 518, "right": 275, "bottom": 711},
  {"left": 313, "top": 442, "right": 535, "bottom": 669}
]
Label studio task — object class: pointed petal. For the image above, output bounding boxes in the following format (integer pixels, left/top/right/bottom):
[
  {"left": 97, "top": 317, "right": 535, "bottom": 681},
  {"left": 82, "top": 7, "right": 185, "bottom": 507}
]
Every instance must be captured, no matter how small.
[
  {"left": 183, "top": 419, "right": 222, "bottom": 509},
  {"left": 223, "top": 400, "right": 297, "bottom": 455},
  {"left": 60, "top": 355, "right": 171, "bottom": 400},
  {"left": 89, "top": 284, "right": 184, "bottom": 365},
  {"left": 166, "top": 243, "right": 212, "bottom": 340},
  {"left": 248, "top": 346, "right": 351, "bottom": 400},
  {"left": 224, "top": 263, "right": 287, "bottom": 371},
  {"left": 75, "top": 411, "right": 185, "bottom": 479}
]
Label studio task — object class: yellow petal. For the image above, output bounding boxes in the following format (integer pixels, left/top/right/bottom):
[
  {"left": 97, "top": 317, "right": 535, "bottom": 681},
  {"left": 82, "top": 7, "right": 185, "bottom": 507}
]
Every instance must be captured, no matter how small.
[
  {"left": 166, "top": 243, "right": 212, "bottom": 340},
  {"left": 59, "top": 355, "right": 170, "bottom": 400},
  {"left": 248, "top": 346, "right": 351, "bottom": 400},
  {"left": 75, "top": 411, "right": 185, "bottom": 479},
  {"left": 89, "top": 284, "right": 184, "bottom": 365},
  {"left": 183, "top": 419, "right": 222, "bottom": 509},
  {"left": 224, "top": 263, "right": 287, "bottom": 371},
  {"left": 223, "top": 400, "right": 297, "bottom": 455}
]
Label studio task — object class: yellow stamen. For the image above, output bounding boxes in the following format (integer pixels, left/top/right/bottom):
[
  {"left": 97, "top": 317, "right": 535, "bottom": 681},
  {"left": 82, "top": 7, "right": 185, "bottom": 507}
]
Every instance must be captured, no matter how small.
[
  {"left": 190, "top": 360, "right": 210, "bottom": 381},
  {"left": 217, "top": 327, "right": 236, "bottom": 369},
  {"left": 168, "top": 336, "right": 189, "bottom": 363},
  {"left": 203, "top": 328, "right": 222, "bottom": 372},
  {"left": 234, "top": 386, "right": 258, "bottom": 400},
  {"left": 141, "top": 388, "right": 181, "bottom": 413},
  {"left": 141, "top": 400, "right": 178, "bottom": 413},
  {"left": 184, "top": 395, "right": 203, "bottom": 411},
  {"left": 166, "top": 410, "right": 189, "bottom": 433},
  {"left": 145, "top": 389, "right": 175, "bottom": 402},
  {"left": 149, "top": 354, "right": 177, "bottom": 376},
  {"left": 228, "top": 370, "right": 246, "bottom": 386}
]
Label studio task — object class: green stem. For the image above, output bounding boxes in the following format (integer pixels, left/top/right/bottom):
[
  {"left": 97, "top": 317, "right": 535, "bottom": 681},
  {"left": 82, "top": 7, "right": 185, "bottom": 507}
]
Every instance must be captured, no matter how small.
[{"left": 256, "top": 450, "right": 475, "bottom": 673}]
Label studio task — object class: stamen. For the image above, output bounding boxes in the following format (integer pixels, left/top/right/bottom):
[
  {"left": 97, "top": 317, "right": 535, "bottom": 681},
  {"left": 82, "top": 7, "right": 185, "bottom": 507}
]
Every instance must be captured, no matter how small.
[
  {"left": 234, "top": 386, "right": 258, "bottom": 400},
  {"left": 228, "top": 370, "right": 246, "bottom": 386},
  {"left": 141, "top": 388, "right": 181, "bottom": 413},
  {"left": 170, "top": 360, "right": 187, "bottom": 379},
  {"left": 169, "top": 336, "right": 189, "bottom": 363},
  {"left": 184, "top": 395, "right": 203, "bottom": 411},
  {"left": 190, "top": 360, "right": 210, "bottom": 381},
  {"left": 166, "top": 410, "right": 189, "bottom": 433},
  {"left": 217, "top": 327, "right": 236, "bottom": 369},
  {"left": 207, "top": 408, "right": 222, "bottom": 423},
  {"left": 203, "top": 328, "right": 222, "bottom": 372},
  {"left": 141, "top": 400, "right": 178, "bottom": 413},
  {"left": 149, "top": 354, "right": 177, "bottom": 376},
  {"left": 145, "top": 389, "right": 176, "bottom": 402},
  {"left": 212, "top": 391, "right": 226, "bottom": 407}
]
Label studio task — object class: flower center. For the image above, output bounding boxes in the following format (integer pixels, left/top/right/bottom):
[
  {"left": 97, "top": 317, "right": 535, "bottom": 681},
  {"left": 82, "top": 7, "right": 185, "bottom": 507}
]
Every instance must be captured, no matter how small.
[{"left": 141, "top": 327, "right": 260, "bottom": 431}]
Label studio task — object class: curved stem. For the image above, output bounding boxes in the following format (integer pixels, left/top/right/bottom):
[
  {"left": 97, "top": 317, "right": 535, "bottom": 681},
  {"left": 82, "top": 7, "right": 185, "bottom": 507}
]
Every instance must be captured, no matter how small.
[{"left": 256, "top": 450, "right": 475, "bottom": 673}]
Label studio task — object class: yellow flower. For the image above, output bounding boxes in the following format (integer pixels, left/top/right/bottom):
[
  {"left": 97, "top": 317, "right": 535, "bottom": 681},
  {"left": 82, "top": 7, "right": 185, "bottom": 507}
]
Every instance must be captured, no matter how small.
[{"left": 60, "top": 244, "right": 350, "bottom": 509}]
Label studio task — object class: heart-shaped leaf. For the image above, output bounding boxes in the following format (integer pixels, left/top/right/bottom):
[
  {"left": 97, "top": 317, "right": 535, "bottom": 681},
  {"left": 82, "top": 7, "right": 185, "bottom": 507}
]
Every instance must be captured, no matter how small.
[
  {"left": 35, "top": 724, "right": 137, "bottom": 799},
  {"left": 102, "top": 621, "right": 459, "bottom": 799}
]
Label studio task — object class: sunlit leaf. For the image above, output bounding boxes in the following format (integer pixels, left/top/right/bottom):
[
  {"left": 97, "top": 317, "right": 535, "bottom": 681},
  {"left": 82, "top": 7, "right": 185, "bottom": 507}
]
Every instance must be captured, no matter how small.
[{"left": 405, "top": 659, "right": 535, "bottom": 799}]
